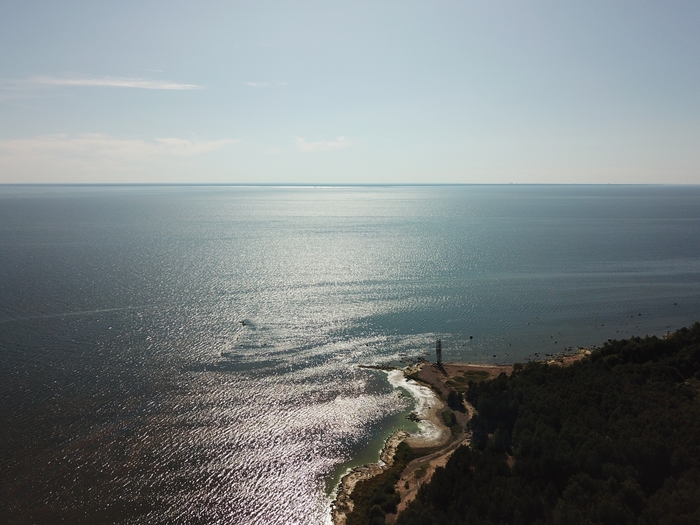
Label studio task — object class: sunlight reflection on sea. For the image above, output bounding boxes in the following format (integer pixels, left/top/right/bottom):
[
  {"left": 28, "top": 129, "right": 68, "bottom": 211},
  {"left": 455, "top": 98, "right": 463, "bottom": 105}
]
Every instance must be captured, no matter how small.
[{"left": 2, "top": 185, "right": 700, "bottom": 523}]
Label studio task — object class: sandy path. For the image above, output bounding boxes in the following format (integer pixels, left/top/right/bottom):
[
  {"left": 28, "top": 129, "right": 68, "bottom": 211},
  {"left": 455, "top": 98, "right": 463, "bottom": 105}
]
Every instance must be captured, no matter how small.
[
  {"left": 333, "top": 353, "right": 590, "bottom": 524},
  {"left": 388, "top": 423, "right": 472, "bottom": 521},
  {"left": 331, "top": 370, "right": 451, "bottom": 525}
]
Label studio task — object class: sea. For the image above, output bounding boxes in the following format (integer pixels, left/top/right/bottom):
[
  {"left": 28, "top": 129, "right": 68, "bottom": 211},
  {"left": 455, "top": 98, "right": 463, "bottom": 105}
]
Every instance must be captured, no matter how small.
[{"left": 2, "top": 184, "right": 700, "bottom": 524}]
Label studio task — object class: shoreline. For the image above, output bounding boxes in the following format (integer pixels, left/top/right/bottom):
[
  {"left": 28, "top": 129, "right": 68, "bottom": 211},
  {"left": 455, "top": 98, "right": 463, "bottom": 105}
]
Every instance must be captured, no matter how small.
[
  {"left": 331, "top": 352, "right": 590, "bottom": 524},
  {"left": 329, "top": 365, "right": 456, "bottom": 525},
  {"left": 330, "top": 430, "right": 409, "bottom": 525},
  {"left": 330, "top": 369, "right": 452, "bottom": 525},
  {"left": 385, "top": 369, "right": 451, "bottom": 449}
]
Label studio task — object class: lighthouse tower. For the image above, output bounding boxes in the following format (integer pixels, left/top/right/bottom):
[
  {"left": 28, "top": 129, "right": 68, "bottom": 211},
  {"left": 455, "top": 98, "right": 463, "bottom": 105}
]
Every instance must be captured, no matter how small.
[{"left": 436, "top": 339, "right": 442, "bottom": 366}]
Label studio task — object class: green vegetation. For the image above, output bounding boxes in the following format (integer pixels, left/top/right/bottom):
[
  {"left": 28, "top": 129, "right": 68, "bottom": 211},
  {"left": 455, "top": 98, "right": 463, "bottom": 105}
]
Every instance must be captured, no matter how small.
[
  {"left": 346, "top": 441, "right": 416, "bottom": 525},
  {"left": 447, "top": 389, "right": 465, "bottom": 411},
  {"left": 441, "top": 407, "right": 463, "bottom": 438},
  {"left": 397, "top": 323, "right": 700, "bottom": 525},
  {"left": 446, "top": 370, "right": 490, "bottom": 392},
  {"left": 441, "top": 408, "right": 457, "bottom": 427}
]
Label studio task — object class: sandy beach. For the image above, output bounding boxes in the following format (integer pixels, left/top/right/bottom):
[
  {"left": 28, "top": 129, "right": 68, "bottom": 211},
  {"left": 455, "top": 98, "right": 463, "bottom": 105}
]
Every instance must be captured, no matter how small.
[
  {"left": 411, "top": 362, "right": 512, "bottom": 399},
  {"left": 386, "top": 369, "right": 451, "bottom": 449},
  {"left": 332, "top": 352, "right": 591, "bottom": 524},
  {"left": 330, "top": 366, "right": 457, "bottom": 525}
]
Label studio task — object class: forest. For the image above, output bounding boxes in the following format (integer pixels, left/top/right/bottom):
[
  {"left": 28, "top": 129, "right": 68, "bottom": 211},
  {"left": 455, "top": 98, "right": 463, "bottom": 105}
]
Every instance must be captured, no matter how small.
[{"left": 395, "top": 323, "right": 700, "bottom": 525}]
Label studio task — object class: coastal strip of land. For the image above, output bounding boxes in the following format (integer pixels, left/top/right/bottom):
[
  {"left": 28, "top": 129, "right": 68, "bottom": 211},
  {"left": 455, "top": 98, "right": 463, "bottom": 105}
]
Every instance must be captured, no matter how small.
[
  {"left": 331, "top": 366, "right": 454, "bottom": 525},
  {"left": 331, "top": 430, "right": 409, "bottom": 525},
  {"left": 332, "top": 351, "right": 590, "bottom": 524},
  {"left": 383, "top": 326, "right": 700, "bottom": 524}
]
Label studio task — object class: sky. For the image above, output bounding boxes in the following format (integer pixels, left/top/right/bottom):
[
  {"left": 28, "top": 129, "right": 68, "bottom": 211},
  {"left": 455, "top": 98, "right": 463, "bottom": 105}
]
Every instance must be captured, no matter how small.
[{"left": 1, "top": 0, "right": 699, "bottom": 184}]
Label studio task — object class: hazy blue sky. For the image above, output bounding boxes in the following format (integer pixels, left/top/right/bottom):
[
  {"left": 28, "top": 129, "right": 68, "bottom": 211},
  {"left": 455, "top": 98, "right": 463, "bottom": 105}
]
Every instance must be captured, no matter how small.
[{"left": 1, "top": 1, "right": 698, "bottom": 184}]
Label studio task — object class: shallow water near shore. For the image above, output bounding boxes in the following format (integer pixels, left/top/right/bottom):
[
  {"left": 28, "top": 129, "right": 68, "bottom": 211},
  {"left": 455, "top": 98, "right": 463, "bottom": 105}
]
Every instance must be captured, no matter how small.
[
  {"left": 324, "top": 382, "right": 420, "bottom": 497},
  {"left": 2, "top": 184, "right": 700, "bottom": 524}
]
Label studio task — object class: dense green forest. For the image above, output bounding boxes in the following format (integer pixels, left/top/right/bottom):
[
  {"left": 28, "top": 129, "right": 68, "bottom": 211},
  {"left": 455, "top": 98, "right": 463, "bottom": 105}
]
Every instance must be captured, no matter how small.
[{"left": 397, "top": 323, "right": 700, "bottom": 525}]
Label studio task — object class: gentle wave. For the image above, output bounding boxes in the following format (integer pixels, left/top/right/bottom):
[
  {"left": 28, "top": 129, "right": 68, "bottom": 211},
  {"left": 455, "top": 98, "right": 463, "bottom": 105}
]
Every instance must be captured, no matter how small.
[{"left": 2, "top": 185, "right": 700, "bottom": 524}]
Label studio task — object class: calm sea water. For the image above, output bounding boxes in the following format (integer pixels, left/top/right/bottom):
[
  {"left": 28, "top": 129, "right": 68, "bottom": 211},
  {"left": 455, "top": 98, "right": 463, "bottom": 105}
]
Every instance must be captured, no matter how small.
[{"left": 2, "top": 185, "right": 700, "bottom": 524}]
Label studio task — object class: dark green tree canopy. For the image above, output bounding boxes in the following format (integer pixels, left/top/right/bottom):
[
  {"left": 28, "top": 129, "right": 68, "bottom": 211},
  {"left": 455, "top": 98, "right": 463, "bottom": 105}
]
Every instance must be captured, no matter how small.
[{"left": 397, "top": 323, "right": 700, "bottom": 525}]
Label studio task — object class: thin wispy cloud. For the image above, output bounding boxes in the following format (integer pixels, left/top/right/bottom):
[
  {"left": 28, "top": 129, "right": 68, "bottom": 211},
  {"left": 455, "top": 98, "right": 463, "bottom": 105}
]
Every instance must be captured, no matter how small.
[
  {"left": 8, "top": 75, "right": 203, "bottom": 90},
  {"left": 296, "top": 136, "right": 354, "bottom": 153}
]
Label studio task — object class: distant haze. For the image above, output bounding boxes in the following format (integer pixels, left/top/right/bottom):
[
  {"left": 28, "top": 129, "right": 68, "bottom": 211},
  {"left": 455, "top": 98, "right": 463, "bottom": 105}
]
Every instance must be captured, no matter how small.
[{"left": 1, "top": 1, "right": 699, "bottom": 184}]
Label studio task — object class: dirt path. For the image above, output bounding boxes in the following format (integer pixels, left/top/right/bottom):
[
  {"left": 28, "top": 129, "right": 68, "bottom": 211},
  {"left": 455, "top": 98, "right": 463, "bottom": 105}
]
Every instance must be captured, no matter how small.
[
  {"left": 384, "top": 363, "right": 490, "bottom": 522},
  {"left": 333, "top": 354, "right": 590, "bottom": 524},
  {"left": 386, "top": 418, "right": 473, "bottom": 522},
  {"left": 386, "top": 362, "right": 513, "bottom": 522}
]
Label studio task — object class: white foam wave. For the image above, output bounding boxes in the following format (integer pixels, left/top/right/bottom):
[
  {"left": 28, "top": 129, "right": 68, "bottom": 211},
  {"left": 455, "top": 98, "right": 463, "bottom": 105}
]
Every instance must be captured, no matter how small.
[{"left": 386, "top": 369, "right": 444, "bottom": 442}]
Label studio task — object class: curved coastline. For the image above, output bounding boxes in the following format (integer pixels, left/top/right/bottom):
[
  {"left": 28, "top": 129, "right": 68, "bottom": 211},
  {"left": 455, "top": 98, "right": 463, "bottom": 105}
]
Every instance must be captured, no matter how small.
[
  {"left": 385, "top": 369, "right": 450, "bottom": 448},
  {"left": 330, "top": 366, "right": 451, "bottom": 525},
  {"left": 330, "top": 429, "right": 410, "bottom": 525},
  {"left": 330, "top": 352, "right": 591, "bottom": 523}
]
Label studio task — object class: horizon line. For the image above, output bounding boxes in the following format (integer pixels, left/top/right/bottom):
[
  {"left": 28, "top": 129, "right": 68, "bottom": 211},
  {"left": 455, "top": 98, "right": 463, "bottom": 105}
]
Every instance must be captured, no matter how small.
[{"left": 2, "top": 182, "right": 700, "bottom": 189}]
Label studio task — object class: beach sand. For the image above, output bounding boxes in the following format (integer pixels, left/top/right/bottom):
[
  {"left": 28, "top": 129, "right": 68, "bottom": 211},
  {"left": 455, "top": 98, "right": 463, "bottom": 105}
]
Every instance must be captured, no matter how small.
[
  {"left": 386, "top": 369, "right": 451, "bottom": 449},
  {"left": 331, "top": 369, "right": 451, "bottom": 525},
  {"left": 332, "top": 352, "right": 590, "bottom": 524},
  {"left": 412, "top": 362, "right": 512, "bottom": 399}
]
